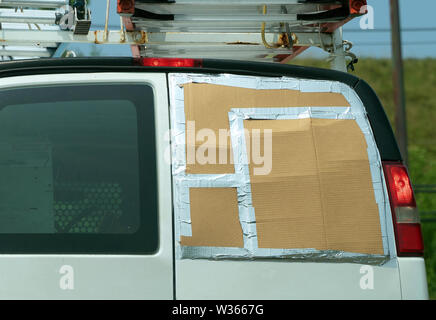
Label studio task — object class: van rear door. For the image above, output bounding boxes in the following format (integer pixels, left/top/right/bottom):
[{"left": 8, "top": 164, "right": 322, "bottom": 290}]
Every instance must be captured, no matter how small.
[
  {"left": 0, "top": 72, "right": 172, "bottom": 299},
  {"left": 168, "top": 71, "right": 421, "bottom": 299}
]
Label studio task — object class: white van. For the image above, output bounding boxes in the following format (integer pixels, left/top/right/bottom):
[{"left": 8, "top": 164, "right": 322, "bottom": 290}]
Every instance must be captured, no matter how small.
[{"left": 0, "top": 57, "right": 428, "bottom": 299}]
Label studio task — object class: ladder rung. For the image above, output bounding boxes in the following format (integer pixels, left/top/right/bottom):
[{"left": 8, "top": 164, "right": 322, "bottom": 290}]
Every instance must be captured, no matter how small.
[
  {"left": 0, "top": 41, "right": 58, "bottom": 47},
  {"left": 0, "top": 0, "right": 67, "bottom": 9},
  {"left": 141, "top": 48, "right": 284, "bottom": 60},
  {"left": 0, "top": 46, "right": 52, "bottom": 57},
  {"left": 0, "top": 9, "right": 57, "bottom": 24},
  {"left": 0, "top": 29, "right": 144, "bottom": 45},
  {"left": 140, "top": 43, "right": 294, "bottom": 61},
  {"left": 153, "top": 14, "right": 299, "bottom": 22},
  {"left": 136, "top": 0, "right": 332, "bottom": 4},
  {"left": 131, "top": 19, "right": 325, "bottom": 33},
  {"left": 144, "top": 32, "right": 332, "bottom": 47},
  {"left": 135, "top": 3, "right": 331, "bottom": 15}
]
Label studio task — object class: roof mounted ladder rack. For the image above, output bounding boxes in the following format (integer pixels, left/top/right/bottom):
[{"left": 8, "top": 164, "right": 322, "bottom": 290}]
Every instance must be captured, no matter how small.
[
  {"left": 118, "top": 0, "right": 367, "bottom": 71},
  {"left": 0, "top": 0, "right": 367, "bottom": 71}
]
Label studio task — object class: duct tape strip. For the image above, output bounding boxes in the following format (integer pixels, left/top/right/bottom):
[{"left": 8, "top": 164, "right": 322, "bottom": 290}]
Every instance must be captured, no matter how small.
[
  {"left": 174, "top": 173, "right": 246, "bottom": 238},
  {"left": 168, "top": 73, "right": 396, "bottom": 263},
  {"left": 229, "top": 111, "right": 258, "bottom": 253},
  {"left": 229, "top": 106, "right": 391, "bottom": 257},
  {"left": 169, "top": 74, "right": 255, "bottom": 259},
  {"left": 179, "top": 246, "right": 390, "bottom": 266}
]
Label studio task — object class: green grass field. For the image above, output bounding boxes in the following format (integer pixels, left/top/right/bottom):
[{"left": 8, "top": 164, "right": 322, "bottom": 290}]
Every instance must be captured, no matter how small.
[{"left": 293, "top": 58, "right": 436, "bottom": 299}]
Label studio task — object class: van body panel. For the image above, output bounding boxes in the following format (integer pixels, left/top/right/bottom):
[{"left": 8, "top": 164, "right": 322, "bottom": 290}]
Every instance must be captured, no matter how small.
[
  {"left": 169, "top": 72, "right": 405, "bottom": 299},
  {"left": 0, "top": 255, "right": 171, "bottom": 299},
  {"left": 0, "top": 72, "right": 173, "bottom": 299},
  {"left": 176, "top": 259, "right": 402, "bottom": 300},
  {"left": 397, "top": 257, "right": 429, "bottom": 300}
]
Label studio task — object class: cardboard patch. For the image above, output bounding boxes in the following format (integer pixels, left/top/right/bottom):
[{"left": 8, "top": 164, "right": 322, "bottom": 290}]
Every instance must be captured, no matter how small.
[
  {"left": 184, "top": 83, "right": 350, "bottom": 174},
  {"left": 172, "top": 76, "right": 388, "bottom": 260},
  {"left": 245, "top": 118, "right": 384, "bottom": 255},
  {"left": 180, "top": 187, "right": 244, "bottom": 248}
]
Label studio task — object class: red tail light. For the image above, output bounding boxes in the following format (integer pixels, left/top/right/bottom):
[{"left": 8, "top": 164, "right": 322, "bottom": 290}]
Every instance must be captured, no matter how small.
[
  {"left": 383, "top": 162, "right": 424, "bottom": 256},
  {"left": 134, "top": 58, "right": 203, "bottom": 68}
]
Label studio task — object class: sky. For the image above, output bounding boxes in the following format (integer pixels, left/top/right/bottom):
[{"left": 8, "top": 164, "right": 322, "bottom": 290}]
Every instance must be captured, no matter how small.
[
  {"left": 56, "top": 0, "right": 436, "bottom": 59},
  {"left": 306, "top": 0, "right": 436, "bottom": 59}
]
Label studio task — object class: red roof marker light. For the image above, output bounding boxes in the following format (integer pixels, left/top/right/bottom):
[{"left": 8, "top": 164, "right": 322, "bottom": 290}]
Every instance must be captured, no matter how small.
[
  {"left": 117, "top": 0, "right": 135, "bottom": 16},
  {"left": 135, "top": 58, "right": 203, "bottom": 68},
  {"left": 349, "top": 0, "right": 367, "bottom": 15}
]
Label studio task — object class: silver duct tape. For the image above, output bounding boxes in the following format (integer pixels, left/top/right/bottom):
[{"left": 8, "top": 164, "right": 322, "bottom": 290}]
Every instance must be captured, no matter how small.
[
  {"left": 175, "top": 174, "right": 245, "bottom": 187},
  {"left": 230, "top": 106, "right": 354, "bottom": 120},
  {"left": 238, "top": 206, "right": 258, "bottom": 253},
  {"left": 230, "top": 106, "right": 392, "bottom": 257},
  {"left": 347, "top": 101, "right": 393, "bottom": 255},
  {"left": 174, "top": 174, "right": 248, "bottom": 238},
  {"left": 169, "top": 73, "right": 396, "bottom": 263},
  {"left": 169, "top": 76, "right": 188, "bottom": 176},
  {"left": 229, "top": 111, "right": 258, "bottom": 253},
  {"left": 169, "top": 74, "right": 258, "bottom": 257},
  {"left": 179, "top": 246, "right": 390, "bottom": 266},
  {"left": 174, "top": 181, "right": 192, "bottom": 237},
  {"left": 169, "top": 75, "right": 189, "bottom": 246}
]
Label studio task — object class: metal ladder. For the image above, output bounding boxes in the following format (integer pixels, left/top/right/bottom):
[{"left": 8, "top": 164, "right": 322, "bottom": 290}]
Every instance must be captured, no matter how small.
[
  {"left": 121, "top": 0, "right": 367, "bottom": 71},
  {"left": 0, "top": 0, "right": 367, "bottom": 71},
  {"left": 0, "top": 0, "right": 66, "bottom": 60},
  {"left": 0, "top": 0, "right": 92, "bottom": 60}
]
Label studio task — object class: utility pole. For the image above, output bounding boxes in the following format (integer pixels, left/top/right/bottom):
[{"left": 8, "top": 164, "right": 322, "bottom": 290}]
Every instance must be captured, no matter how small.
[{"left": 390, "top": 0, "right": 408, "bottom": 165}]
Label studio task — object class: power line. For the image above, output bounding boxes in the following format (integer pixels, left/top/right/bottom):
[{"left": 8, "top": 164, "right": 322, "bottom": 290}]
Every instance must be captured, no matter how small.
[
  {"left": 344, "top": 27, "right": 436, "bottom": 32},
  {"left": 354, "top": 41, "right": 436, "bottom": 46}
]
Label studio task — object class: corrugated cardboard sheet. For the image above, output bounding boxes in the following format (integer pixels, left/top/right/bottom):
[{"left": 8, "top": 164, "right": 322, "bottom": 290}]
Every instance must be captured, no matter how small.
[
  {"left": 180, "top": 187, "right": 243, "bottom": 248},
  {"left": 245, "top": 118, "right": 383, "bottom": 255},
  {"left": 180, "top": 82, "right": 384, "bottom": 256},
  {"left": 183, "top": 83, "right": 350, "bottom": 174}
]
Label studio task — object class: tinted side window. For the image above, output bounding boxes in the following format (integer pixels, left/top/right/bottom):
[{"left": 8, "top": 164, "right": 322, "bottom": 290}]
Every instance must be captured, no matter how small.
[{"left": 0, "top": 84, "right": 157, "bottom": 254}]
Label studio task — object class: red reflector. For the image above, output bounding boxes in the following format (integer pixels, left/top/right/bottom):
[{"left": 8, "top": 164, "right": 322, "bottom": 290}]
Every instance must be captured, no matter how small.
[
  {"left": 383, "top": 162, "right": 423, "bottom": 256},
  {"left": 396, "top": 223, "right": 424, "bottom": 254},
  {"left": 136, "top": 58, "right": 203, "bottom": 68}
]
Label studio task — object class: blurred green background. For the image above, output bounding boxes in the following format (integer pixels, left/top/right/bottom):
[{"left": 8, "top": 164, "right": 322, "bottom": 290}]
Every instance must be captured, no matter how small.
[{"left": 294, "top": 58, "right": 436, "bottom": 299}]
